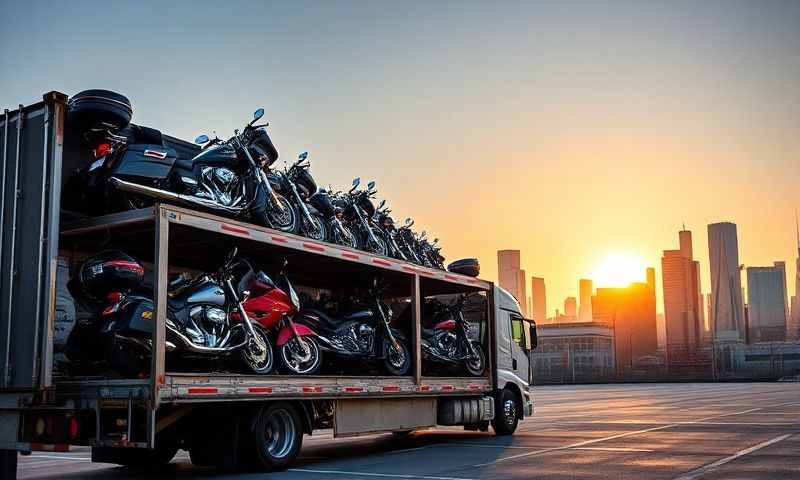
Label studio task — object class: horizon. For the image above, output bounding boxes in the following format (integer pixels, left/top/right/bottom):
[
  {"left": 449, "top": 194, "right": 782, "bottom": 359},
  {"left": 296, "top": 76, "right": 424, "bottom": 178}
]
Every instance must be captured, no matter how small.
[{"left": 1, "top": 0, "right": 798, "bottom": 318}]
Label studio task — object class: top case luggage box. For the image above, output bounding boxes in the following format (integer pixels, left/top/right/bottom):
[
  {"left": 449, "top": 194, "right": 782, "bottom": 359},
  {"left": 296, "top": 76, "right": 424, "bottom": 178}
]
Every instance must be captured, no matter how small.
[
  {"left": 113, "top": 144, "right": 177, "bottom": 181},
  {"left": 447, "top": 258, "right": 480, "bottom": 277}
]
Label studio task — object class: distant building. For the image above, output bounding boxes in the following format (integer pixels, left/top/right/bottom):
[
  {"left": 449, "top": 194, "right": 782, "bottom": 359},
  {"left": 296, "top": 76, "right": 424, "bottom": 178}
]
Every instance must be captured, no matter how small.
[
  {"left": 746, "top": 262, "right": 788, "bottom": 342},
  {"left": 498, "top": 250, "right": 528, "bottom": 317},
  {"left": 708, "top": 222, "right": 745, "bottom": 342},
  {"left": 661, "top": 229, "right": 704, "bottom": 364},
  {"left": 531, "top": 276, "right": 547, "bottom": 324},
  {"left": 578, "top": 279, "right": 593, "bottom": 323},
  {"left": 564, "top": 297, "right": 577, "bottom": 317},
  {"left": 531, "top": 321, "right": 615, "bottom": 383},
  {"left": 791, "top": 218, "right": 800, "bottom": 340},
  {"left": 592, "top": 274, "right": 658, "bottom": 375}
]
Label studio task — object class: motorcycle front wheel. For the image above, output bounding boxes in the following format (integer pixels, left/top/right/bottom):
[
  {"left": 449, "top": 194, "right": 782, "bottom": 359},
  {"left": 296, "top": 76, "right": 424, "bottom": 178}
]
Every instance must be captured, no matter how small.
[
  {"left": 241, "top": 325, "right": 275, "bottom": 375},
  {"left": 465, "top": 341, "right": 487, "bottom": 377},
  {"left": 363, "top": 227, "right": 389, "bottom": 257},
  {"left": 280, "top": 336, "right": 322, "bottom": 375},
  {"left": 332, "top": 223, "right": 359, "bottom": 250},
  {"left": 383, "top": 338, "right": 411, "bottom": 376},
  {"left": 303, "top": 213, "right": 328, "bottom": 242},
  {"left": 260, "top": 192, "right": 298, "bottom": 233}
]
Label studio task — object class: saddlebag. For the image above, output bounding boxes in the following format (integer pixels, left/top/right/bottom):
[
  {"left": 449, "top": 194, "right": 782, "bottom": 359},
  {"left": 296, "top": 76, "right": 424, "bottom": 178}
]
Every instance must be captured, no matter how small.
[
  {"left": 113, "top": 143, "right": 177, "bottom": 181},
  {"left": 447, "top": 258, "right": 480, "bottom": 277}
]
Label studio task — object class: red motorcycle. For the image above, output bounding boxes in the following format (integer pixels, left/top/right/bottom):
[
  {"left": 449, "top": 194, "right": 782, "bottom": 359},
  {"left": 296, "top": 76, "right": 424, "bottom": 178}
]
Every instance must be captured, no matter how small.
[{"left": 234, "top": 261, "right": 322, "bottom": 375}]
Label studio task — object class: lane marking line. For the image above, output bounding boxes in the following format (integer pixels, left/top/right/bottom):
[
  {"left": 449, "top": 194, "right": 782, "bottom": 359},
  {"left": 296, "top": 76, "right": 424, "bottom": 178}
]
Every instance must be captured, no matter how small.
[
  {"left": 671, "top": 434, "right": 793, "bottom": 480},
  {"left": 572, "top": 447, "right": 654, "bottom": 452},
  {"left": 289, "top": 468, "right": 475, "bottom": 480}
]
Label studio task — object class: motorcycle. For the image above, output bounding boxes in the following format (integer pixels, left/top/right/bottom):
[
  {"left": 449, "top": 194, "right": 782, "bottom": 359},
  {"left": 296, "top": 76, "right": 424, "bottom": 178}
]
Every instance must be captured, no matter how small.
[
  {"left": 422, "top": 294, "right": 486, "bottom": 376},
  {"left": 271, "top": 152, "right": 328, "bottom": 242},
  {"left": 309, "top": 186, "right": 360, "bottom": 249},
  {"left": 334, "top": 178, "right": 388, "bottom": 256},
  {"left": 374, "top": 200, "right": 409, "bottom": 261},
  {"left": 294, "top": 278, "right": 411, "bottom": 376},
  {"left": 396, "top": 218, "right": 423, "bottom": 265},
  {"left": 66, "top": 249, "right": 275, "bottom": 376},
  {"left": 72, "top": 102, "right": 297, "bottom": 232},
  {"left": 417, "top": 231, "right": 446, "bottom": 270}
]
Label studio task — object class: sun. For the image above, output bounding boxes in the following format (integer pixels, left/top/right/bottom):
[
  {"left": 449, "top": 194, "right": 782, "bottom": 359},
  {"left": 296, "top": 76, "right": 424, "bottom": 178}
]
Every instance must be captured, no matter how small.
[{"left": 591, "top": 252, "right": 646, "bottom": 288}]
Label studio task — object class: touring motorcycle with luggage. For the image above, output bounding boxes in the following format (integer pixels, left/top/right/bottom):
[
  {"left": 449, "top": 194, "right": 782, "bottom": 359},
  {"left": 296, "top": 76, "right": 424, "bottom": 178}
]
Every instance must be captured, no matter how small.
[
  {"left": 66, "top": 249, "right": 275, "bottom": 376},
  {"left": 65, "top": 89, "right": 297, "bottom": 232},
  {"left": 421, "top": 294, "right": 486, "bottom": 376}
]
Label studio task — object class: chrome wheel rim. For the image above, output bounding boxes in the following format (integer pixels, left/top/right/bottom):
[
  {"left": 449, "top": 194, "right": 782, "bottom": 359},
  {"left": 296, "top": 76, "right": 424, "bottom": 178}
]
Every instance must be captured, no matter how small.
[
  {"left": 282, "top": 338, "right": 319, "bottom": 374},
  {"left": 503, "top": 399, "right": 516, "bottom": 426},
  {"left": 466, "top": 349, "right": 484, "bottom": 376},
  {"left": 244, "top": 328, "right": 272, "bottom": 372},
  {"left": 263, "top": 408, "right": 296, "bottom": 459},
  {"left": 387, "top": 341, "right": 407, "bottom": 370},
  {"left": 268, "top": 195, "right": 294, "bottom": 229},
  {"left": 305, "top": 216, "right": 326, "bottom": 241}
]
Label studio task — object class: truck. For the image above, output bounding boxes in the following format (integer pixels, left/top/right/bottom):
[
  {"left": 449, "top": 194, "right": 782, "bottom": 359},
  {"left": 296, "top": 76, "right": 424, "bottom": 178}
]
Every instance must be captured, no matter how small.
[{"left": 0, "top": 92, "right": 536, "bottom": 478}]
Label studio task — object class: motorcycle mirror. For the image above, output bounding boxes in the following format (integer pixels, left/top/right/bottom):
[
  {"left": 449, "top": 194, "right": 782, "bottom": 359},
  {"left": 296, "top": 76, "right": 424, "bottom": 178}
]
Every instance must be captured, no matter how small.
[
  {"left": 404, "top": 218, "right": 413, "bottom": 227},
  {"left": 352, "top": 177, "right": 361, "bottom": 187},
  {"left": 378, "top": 199, "right": 386, "bottom": 208},
  {"left": 298, "top": 151, "right": 308, "bottom": 162},
  {"left": 194, "top": 134, "right": 209, "bottom": 145},
  {"left": 253, "top": 108, "right": 265, "bottom": 122},
  {"left": 367, "top": 181, "right": 376, "bottom": 190},
  {"left": 420, "top": 230, "right": 427, "bottom": 237},
  {"left": 433, "top": 238, "right": 439, "bottom": 243}
]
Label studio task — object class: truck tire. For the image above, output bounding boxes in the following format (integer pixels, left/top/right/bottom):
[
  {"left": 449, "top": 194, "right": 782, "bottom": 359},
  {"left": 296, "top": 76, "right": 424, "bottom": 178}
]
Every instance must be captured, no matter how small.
[
  {"left": 492, "top": 388, "right": 519, "bottom": 436},
  {"left": 248, "top": 402, "right": 303, "bottom": 471}
]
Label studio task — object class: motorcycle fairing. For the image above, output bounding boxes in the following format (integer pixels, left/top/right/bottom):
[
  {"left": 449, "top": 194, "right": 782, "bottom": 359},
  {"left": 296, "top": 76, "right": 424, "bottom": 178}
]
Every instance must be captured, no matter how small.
[
  {"left": 276, "top": 323, "right": 317, "bottom": 346},
  {"left": 434, "top": 319, "right": 456, "bottom": 330}
]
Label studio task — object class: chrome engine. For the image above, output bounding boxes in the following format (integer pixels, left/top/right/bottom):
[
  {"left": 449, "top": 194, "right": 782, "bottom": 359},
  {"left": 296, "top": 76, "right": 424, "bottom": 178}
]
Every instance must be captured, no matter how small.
[
  {"left": 196, "top": 166, "right": 246, "bottom": 207},
  {"left": 185, "top": 305, "right": 230, "bottom": 348},
  {"left": 329, "top": 321, "right": 374, "bottom": 353}
]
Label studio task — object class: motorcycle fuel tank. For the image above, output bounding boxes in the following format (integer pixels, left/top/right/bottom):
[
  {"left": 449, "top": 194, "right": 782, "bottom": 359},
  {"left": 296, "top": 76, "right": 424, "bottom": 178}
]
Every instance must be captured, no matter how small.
[{"left": 185, "top": 282, "right": 227, "bottom": 306}]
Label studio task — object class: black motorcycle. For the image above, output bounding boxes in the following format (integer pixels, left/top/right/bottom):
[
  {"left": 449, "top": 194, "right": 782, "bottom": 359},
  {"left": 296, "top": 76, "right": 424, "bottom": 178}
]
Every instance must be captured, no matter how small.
[
  {"left": 422, "top": 294, "right": 486, "bottom": 376},
  {"left": 66, "top": 249, "right": 274, "bottom": 376},
  {"left": 374, "top": 200, "right": 409, "bottom": 261},
  {"left": 308, "top": 186, "right": 360, "bottom": 249},
  {"left": 334, "top": 178, "right": 388, "bottom": 256},
  {"left": 396, "top": 218, "right": 424, "bottom": 265},
  {"left": 272, "top": 152, "right": 328, "bottom": 241},
  {"left": 294, "top": 279, "right": 411, "bottom": 376},
  {"left": 67, "top": 90, "right": 296, "bottom": 232},
  {"left": 417, "top": 231, "right": 446, "bottom": 270}
]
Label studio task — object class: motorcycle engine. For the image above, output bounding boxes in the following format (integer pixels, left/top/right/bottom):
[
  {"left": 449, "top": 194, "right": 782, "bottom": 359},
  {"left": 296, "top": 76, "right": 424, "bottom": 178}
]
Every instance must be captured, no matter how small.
[
  {"left": 188, "top": 305, "right": 228, "bottom": 347},
  {"left": 197, "top": 166, "right": 243, "bottom": 207},
  {"left": 356, "top": 324, "right": 375, "bottom": 353},
  {"left": 435, "top": 331, "right": 459, "bottom": 357}
]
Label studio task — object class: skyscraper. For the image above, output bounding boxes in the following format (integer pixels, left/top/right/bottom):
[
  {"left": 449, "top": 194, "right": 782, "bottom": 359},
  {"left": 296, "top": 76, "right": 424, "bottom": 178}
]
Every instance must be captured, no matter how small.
[
  {"left": 791, "top": 215, "right": 800, "bottom": 340},
  {"left": 746, "top": 262, "right": 788, "bottom": 342},
  {"left": 564, "top": 297, "right": 577, "bottom": 317},
  {"left": 578, "top": 279, "right": 593, "bottom": 323},
  {"left": 497, "top": 250, "right": 527, "bottom": 315},
  {"left": 661, "top": 229, "right": 703, "bottom": 361},
  {"left": 708, "top": 222, "right": 745, "bottom": 342},
  {"left": 531, "top": 276, "right": 546, "bottom": 324}
]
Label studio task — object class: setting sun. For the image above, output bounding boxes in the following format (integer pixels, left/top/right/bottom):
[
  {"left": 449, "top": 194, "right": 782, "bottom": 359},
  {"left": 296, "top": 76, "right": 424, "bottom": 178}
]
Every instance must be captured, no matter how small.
[{"left": 591, "top": 252, "right": 647, "bottom": 288}]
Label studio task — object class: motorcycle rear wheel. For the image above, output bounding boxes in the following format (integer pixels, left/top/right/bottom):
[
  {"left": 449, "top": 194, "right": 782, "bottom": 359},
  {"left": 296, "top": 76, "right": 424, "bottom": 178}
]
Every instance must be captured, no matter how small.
[
  {"left": 332, "top": 223, "right": 359, "bottom": 250},
  {"left": 280, "top": 336, "right": 322, "bottom": 375},
  {"left": 241, "top": 325, "right": 275, "bottom": 375},
  {"left": 384, "top": 339, "right": 411, "bottom": 376}
]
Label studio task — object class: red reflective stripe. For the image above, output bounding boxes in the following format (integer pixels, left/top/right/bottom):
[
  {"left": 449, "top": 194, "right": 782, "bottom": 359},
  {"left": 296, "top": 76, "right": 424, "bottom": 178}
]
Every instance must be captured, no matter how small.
[
  {"left": 417, "top": 385, "right": 430, "bottom": 392},
  {"left": 187, "top": 387, "right": 218, "bottom": 394},
  {"left": 343, "top": 386, "right": 363, "bottom": 393},
  {"left": 342, "top": 252, "right": 360, "bottom": 260},
  {"left": 302, "top": 386, "right": 322, "bottom": 393},
  {"left": 402, "top": 266, "right": 417, "bottom": 273},
  {"left": 221, "top": 224, "right": 250, "bottom": 235},
  {"left": 248, "top": 387, "right": 273, "bottom": 394},
  {"left": 444, "top": 275, "right": 459, "bottom": 281},
  {"left": 271, "top": 235, "right": 288, "bottom": 243},
  {"left": 468, "top": 384, "right": 482, "bottom": 390},
  {"left": 441, "top": 385, "right": 454, "bottom": 391},
  {"left": 419, "top": 271, "right": 437, "bottom": 278},
  {"left": 303, "top": 242, "right": 325, "bottom": 252},
  {"left": 372, "top": 258, "right": 392, "bottom": 267},
  {"left": 382, "top": 385, "right": 400, "bottom": 392}
]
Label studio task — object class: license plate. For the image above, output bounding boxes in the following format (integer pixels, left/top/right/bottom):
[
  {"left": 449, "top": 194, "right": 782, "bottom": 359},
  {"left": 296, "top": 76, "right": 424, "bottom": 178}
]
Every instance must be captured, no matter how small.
[{"left": 88, "top": 157, "right": 105, "bottom": 172}]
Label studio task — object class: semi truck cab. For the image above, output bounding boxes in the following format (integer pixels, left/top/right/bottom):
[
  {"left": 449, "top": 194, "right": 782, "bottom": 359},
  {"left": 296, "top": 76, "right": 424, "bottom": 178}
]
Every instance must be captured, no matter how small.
[{"left": 494, "top": 287, "right": 536, "bottom": 420}]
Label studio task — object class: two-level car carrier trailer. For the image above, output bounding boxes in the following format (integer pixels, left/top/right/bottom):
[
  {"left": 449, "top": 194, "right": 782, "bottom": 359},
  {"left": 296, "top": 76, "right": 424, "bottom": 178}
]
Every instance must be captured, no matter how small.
[{"left": 0, "top": 92, "right": 536, "bottom": 478}]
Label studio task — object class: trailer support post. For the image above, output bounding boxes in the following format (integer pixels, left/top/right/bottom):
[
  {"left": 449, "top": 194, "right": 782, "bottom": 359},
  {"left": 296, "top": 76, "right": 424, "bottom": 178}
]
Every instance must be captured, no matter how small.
[{"left": 148, "top": 204, "right": 169, "bottom": 446}]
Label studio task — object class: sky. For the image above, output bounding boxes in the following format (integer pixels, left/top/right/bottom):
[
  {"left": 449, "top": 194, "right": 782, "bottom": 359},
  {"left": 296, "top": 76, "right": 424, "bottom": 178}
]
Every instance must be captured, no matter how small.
[{"left": 1, "top": 0, "right": 798, "bottom": 316}]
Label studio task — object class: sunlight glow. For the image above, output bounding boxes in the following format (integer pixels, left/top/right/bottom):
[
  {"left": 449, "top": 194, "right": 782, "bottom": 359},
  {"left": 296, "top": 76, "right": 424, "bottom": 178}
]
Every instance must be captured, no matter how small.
[{"left": 591, "top": 252, "right": 646, "bottom": 288}]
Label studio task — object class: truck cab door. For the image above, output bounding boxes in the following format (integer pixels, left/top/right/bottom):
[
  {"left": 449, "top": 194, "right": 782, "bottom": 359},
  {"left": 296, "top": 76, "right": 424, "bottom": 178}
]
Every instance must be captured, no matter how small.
[
  {"left": 494, "top": 309, "right": 530, "bottom": 391},
  {"left": 508, "top": 314, "right": 530, "bottom": 388}
]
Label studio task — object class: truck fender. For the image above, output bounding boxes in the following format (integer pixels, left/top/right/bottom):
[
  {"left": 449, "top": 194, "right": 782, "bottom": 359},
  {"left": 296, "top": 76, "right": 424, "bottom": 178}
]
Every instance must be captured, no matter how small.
[{"left": 276, "top": 323, "right": 317, "bottom": 346}]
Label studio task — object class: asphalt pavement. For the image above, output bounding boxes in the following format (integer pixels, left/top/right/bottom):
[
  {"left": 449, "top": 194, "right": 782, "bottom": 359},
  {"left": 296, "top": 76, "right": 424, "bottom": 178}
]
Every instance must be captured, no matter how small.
[{"left": 17, "top": 382, "right": 800, "bottom": 479}]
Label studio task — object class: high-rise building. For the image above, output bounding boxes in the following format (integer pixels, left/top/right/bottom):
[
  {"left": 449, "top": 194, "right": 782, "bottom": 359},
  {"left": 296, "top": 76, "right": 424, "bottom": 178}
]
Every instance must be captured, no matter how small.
[
  {"left": 497, "top": 250, "right": 527, "bottom": 316},
  {"left": 592, "top": 270, "right": 658, "bottom": 375},
  {"left": 531, "top": 276, "right": 546, "bottom": 324},
  {"left": 578, "top": 279, "right": 593, "bottom": 323},
  {"left": 746, "top": 262, "right": 788, "bottom": 342},
  {"left": 661, "top": 229, "right": 704, "bottom": 363},
  {"left": 708, "top": 222, "right": 745, "bottom": 342},
  {"left": 564, "top": 297, "right": 577, "bottom": 317},
  {"left": 791, "top": 216, "right": 800, "bottom": 340}
]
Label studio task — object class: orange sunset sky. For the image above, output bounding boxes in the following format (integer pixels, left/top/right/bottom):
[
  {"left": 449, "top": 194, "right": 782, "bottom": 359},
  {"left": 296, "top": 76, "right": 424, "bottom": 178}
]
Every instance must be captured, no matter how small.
[{"left": 2, "top": 1, "right": 798, "bottom": 315}]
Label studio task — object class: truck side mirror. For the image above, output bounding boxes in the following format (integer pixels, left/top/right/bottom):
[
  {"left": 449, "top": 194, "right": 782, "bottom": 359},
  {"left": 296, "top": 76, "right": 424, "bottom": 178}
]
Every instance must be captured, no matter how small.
[{"left": 529, "top": 323, "right": 538, "bottom": 350}]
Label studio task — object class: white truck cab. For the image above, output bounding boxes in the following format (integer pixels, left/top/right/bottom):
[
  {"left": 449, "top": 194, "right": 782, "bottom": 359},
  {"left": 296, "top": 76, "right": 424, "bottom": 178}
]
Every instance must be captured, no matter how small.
[{"left": 493, "top": 287, "right": 536, "bottom": 419}]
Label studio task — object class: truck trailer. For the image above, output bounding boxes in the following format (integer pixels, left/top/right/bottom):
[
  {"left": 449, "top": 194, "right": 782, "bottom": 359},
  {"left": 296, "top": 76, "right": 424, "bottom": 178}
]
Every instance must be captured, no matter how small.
[{"left": 0, "top": 92, "right": 536, "bottom": 478}]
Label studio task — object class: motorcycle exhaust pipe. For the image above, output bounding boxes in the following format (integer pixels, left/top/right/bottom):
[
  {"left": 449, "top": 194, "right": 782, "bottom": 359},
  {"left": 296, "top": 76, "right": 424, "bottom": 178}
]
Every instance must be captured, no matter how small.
[
  {"left": 109, "top": 177, "right": 245, "bottom": 215},
  {"left": 167, "top": 324, "right": 249, "bottom": 354}
]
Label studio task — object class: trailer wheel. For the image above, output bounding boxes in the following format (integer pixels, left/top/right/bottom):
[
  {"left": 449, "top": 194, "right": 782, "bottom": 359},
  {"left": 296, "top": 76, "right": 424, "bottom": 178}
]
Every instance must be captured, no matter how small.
[
  {"left": 492, "top": 388, "right": 519, "bottom": 436},
  {"left": 249, "top": 402, "right": 303, "bottom": 471}
]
